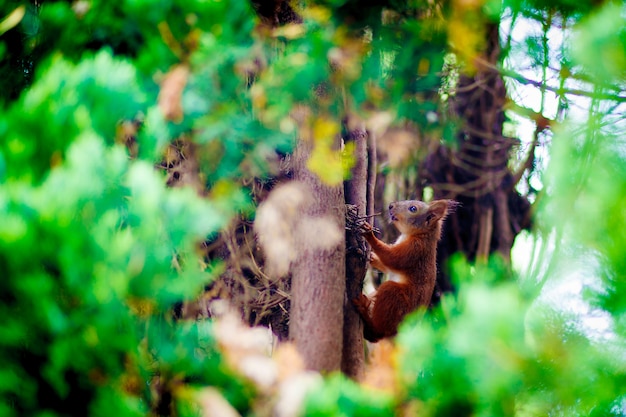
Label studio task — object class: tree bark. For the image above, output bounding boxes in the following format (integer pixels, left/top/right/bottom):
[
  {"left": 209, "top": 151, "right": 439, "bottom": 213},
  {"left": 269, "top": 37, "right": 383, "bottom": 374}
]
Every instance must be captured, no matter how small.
[
  {"left": 290, "top": 136, "right": 346, "bottom": 373},
  {"left": 424, "top": 21, "right": 532, "bottom": 300},
  {"left": 342, "top": 122, "right": 368, "bottom": 379},
  {"left": 366, "top": 128, "right": 377, "bottom": 221}
]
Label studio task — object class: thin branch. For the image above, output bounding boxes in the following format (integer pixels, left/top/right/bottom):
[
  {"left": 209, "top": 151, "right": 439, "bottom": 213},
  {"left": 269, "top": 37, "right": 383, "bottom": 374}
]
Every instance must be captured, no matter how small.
[
  {"left": 502, "top": 67, "right": 626, "bottom": 102},
  {"left": 540, "top": 10, "right": 552, "bottom": 112},
  {"left": 430, "top": 169, "right": 509, "bottom": 197},
  {"left": 507, "top": 103, "right": 553, "bottom": 130},
  {"left": 511, "top": 126, "right": 539, "bottom": 187},
  {"left": 474, "top": 56, "right": 626, "bottom": 102}
]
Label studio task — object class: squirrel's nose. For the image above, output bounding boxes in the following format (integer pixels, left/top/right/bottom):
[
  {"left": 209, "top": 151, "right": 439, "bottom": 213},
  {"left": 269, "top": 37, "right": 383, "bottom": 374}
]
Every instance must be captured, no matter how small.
[{"left": 389, "top": 203, "right": 394, "bottom": 210}]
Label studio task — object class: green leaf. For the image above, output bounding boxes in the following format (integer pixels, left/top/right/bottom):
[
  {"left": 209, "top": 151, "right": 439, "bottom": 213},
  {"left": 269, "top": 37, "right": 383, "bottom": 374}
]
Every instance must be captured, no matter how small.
[{"left": 0, "top": 6, "right": 25, "bottom": 35}]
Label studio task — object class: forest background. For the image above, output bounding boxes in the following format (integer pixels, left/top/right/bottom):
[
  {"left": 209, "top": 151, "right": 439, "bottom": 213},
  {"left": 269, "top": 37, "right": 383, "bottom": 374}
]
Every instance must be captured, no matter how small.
[{"left": 1, "top": 0, "right": 625, "bottom": 416}]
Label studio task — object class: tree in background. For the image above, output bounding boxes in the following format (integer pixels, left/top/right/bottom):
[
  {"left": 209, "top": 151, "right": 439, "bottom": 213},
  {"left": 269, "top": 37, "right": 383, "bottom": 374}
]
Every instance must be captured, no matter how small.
[{"left": 1, "top": 0, "right": 626, "bottom": 416}]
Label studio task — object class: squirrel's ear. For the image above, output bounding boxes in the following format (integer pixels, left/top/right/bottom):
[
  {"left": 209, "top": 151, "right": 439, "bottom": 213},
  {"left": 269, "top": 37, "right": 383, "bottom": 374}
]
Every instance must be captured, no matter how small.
[
  {"left": 446, "top": 200, "right": 461, "bottom": 213},
  {"left": 427, "top": 200, "right": 449, "bottom": 221}
]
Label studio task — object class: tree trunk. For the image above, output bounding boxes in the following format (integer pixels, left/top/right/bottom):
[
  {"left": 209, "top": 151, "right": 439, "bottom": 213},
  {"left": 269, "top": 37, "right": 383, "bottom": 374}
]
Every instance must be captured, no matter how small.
[
  {"left": 366, "top": 128, "right": 377, "bottom": 222},
  {"left": 342, "top": 121, "right": 368, "bottom": 379},
  {"left": 289, "top": 136, "right": 346, "bottom": 373},
  {"left": 425, "top": 21, "right": 532, "bottom": 301}
]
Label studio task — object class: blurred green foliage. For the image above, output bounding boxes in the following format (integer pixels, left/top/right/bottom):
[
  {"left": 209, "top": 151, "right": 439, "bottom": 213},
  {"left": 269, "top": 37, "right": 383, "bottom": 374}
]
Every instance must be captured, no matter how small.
[
  {"left": 2, "top": 52, "right": 146, "bottom": 182},
  {"left": 572, "top": 3, "right": 626, "bottom": 84},
  {"left": 303, "top": 374, "right": 395, "bottom": 417},
  {"left": 1, "top": 0, "right": 625, "bottom": 416},
  {"left": 0, "top": 0, "right": 267, "bottom": 415}
]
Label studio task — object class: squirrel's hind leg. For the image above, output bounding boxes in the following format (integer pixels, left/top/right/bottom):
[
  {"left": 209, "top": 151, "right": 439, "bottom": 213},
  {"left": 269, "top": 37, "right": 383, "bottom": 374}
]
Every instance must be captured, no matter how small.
[
  {"left": 368, "top": 281, "right": 412, "bottom": 340},
  {"left": 353, "top": 294, "right": 384, "bottom": 342}
]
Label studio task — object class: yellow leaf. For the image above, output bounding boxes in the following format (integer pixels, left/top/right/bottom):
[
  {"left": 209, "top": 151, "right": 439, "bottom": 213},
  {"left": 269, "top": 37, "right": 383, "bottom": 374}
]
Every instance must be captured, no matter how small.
[
  {"left": 303, "top": 5, "right": 332, "bottom": 23},
  {"left": 0, "top": 6, "right": 25, "bottom": 35},
  {"left": 417, "top": 58, "right": 430, "bottom": 76},
  {"left": 250, "top": 84, "right": 267, "bottom": 110},
  {"left": 210, "top": 179, "right": 237, "bottom": 198},
  {"left": 306, "top": 118, "right": 342, "bottom": 184},
  {"left": 342, "top": 140, "right": 356, "bottom": 177},
  {"left": 273, "top": 23, "right": 305, "bottom": 39},
  {"left": 307, "top": 139, "right": 344, "bottom": 185},
  {"left": 312, "top": 118, "right": 340, "bottom": 145},
  {"left": 127, "top": 297, "right": 155, "bottom": 318},
  {"left": 288, "top": 52, "right": 308, "bottom": 67},
  {"left": 448, "top": 0, "right": 487, "bottom": 70}
]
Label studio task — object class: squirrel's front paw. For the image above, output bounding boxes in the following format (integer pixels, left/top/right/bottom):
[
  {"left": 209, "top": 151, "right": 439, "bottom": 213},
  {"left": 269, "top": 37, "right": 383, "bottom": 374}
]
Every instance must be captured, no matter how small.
[{"left": 359, "top": 221, "right": 374, "bottom": 235}]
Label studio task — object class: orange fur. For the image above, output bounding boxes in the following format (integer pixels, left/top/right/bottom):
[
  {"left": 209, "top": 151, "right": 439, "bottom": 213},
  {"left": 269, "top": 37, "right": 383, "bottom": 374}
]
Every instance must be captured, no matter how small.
[{"left": 354, "top": 199, "right": 455, "bottom": 342}]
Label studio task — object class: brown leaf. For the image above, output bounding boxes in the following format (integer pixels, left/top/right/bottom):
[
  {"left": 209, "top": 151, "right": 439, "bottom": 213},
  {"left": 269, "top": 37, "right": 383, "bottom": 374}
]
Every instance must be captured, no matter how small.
[
  {"left": 255, "top": 182, "right": 312, "bottom": 278},
  {"left": 274, "top": 343, "right": 305, "bottom": 382},
  {"left": 195, "top": 387, "right": 241, "bottom": 417},
  {"left": 158, "top": 64, "right": 189, "bottom": 122},
  {"left": 360, "top": 339, "right": 399, "bottom": 394},
  {"left": 378, "top": 127, "right": 420, "bottom": 168}
]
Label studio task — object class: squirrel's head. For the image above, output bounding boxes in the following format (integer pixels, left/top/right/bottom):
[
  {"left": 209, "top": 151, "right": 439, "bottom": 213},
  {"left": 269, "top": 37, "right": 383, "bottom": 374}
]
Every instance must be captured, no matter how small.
[{"left": 388, "top": 199, "right": 458, "bottom": 237}]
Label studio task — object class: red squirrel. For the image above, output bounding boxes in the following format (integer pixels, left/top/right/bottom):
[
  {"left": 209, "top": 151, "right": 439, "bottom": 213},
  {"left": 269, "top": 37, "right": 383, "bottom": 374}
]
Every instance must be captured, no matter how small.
[{"left": 354, "top": 199, "right": 456, "bottom": 342}]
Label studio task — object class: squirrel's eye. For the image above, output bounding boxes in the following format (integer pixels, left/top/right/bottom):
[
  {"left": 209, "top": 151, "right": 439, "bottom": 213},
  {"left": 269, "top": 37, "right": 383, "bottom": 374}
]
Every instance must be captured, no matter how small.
[{"left": 409, "top": 206, "right": 417, "bottom": 213}]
